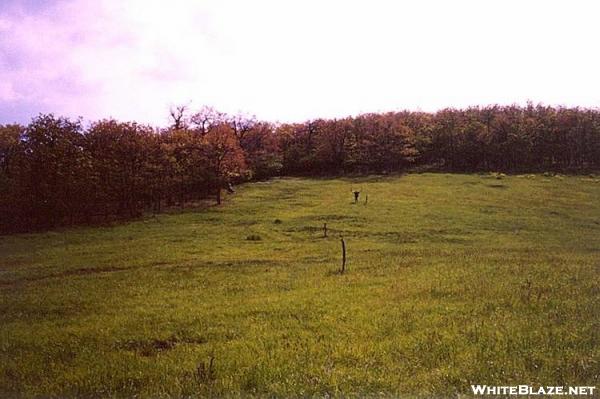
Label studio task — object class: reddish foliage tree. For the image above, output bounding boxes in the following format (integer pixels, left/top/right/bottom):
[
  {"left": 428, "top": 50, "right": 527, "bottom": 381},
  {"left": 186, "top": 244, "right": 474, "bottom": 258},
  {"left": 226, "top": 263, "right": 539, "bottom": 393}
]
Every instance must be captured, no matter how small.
[{"left": 202, "top": 123, "right": 247, "bottom": 204}]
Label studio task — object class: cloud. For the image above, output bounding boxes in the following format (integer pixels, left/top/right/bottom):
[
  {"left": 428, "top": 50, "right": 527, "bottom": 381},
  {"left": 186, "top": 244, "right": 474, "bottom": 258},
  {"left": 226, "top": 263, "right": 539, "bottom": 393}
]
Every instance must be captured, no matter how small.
[
  {"left": 1, "top": 0, "right": 599, "bottom": 126},
  {"left": 0, "top": 0, "right": 213, "bottom": 124}
]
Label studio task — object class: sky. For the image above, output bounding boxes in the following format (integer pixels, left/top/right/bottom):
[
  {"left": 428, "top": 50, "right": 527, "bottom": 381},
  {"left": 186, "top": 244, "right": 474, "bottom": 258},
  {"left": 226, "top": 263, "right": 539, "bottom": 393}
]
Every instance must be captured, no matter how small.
[{"left": 1, "top": 0, "right": 599, "bottom": 126}]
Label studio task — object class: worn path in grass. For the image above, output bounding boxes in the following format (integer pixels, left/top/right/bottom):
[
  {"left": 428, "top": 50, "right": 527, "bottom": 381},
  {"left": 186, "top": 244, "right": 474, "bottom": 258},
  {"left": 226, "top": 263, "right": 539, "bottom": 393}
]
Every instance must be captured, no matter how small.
[{"left": 1, "top": 173, "right": 599, "bottom": 397}]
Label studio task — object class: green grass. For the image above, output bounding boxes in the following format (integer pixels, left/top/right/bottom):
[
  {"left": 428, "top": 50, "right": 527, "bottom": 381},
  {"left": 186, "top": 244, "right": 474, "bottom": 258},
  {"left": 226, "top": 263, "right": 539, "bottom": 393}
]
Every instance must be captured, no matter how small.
[{"left": 1, "top": 173, "right": 599, "bottom": 397}]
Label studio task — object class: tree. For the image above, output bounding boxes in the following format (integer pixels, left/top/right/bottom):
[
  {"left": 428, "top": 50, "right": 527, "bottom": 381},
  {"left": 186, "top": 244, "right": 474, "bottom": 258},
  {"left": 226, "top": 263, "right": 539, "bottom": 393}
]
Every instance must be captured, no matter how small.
[
  {"left": 0, "top": 124, "right": 25, "bottom": 231},
  {"left": 202, "top": 123, "right": 247, "bottom": 204},
  {"left": 0, "top": 124, "right": 23, "bottom": 177},
  {"left": 85, "top": 120, "right": 155, "bottom": 218},
  {"left": 19, "top": 114, "right": 89, "bottom": 228},
  {"left": 239, "top": 121, "right": 282, "bottom": 179},
  {"left": 190, "top": 106, "right": 227, "bottom": 135},
  {"left": 169, "top": 105, "right": 189, "bottom": 131},
  {"left": 229, "top": 112, "right": 257, "bottom": 141}
]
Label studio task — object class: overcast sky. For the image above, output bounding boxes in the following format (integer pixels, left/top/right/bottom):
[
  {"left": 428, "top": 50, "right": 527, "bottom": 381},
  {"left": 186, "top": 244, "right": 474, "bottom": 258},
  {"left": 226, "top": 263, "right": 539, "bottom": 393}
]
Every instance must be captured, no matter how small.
[{"left": 1, "top": 0, "right": 599, "bottom": 126}]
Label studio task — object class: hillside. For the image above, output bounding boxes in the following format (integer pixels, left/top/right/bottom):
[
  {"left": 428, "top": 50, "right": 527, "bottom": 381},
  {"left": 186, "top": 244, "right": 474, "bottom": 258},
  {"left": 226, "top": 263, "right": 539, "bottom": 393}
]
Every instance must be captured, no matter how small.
[{"left": 1, "top": 173, "right": 599, "bottom": 396}]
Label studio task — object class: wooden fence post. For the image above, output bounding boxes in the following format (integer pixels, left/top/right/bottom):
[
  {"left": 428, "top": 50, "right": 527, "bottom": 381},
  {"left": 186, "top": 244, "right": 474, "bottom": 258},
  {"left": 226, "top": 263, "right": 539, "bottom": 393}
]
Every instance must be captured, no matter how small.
[{"left": 340, "top": 237, "right": 346, "bottom": 274}]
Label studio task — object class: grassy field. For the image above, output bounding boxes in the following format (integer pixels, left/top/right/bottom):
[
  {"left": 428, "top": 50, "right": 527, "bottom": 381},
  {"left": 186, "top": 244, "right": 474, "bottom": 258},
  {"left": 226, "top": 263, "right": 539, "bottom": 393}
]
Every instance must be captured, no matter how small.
[{"left": 1, "top": 173, "right": 599, "bottom": 397}]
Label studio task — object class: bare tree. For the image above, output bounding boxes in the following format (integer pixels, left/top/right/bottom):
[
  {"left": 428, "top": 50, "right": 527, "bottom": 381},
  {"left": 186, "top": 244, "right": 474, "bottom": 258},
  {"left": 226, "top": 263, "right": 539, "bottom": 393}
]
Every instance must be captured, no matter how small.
[
  {"left": 190, "top": 106, "right": 227, "bottom": 136},
  {"left": 229, "top": 112, "right": 257, "bottom": 141},
  {"left": 169, "top": 105, "right": 189, "bottom": 131}
]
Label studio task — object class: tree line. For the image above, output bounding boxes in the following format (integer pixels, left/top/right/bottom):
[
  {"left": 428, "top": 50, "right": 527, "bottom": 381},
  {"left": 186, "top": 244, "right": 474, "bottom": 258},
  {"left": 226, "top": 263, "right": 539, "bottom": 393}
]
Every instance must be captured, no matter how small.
[{"left": 1, "top": 103, "right": 599, "bottom": 233}]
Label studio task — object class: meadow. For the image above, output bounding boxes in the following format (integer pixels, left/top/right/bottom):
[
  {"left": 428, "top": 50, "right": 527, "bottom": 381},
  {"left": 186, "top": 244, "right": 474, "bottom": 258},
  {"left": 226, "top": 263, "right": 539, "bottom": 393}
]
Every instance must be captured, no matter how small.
[{"left": 0, "top": 173, "right": 599, "bottom": 397}]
